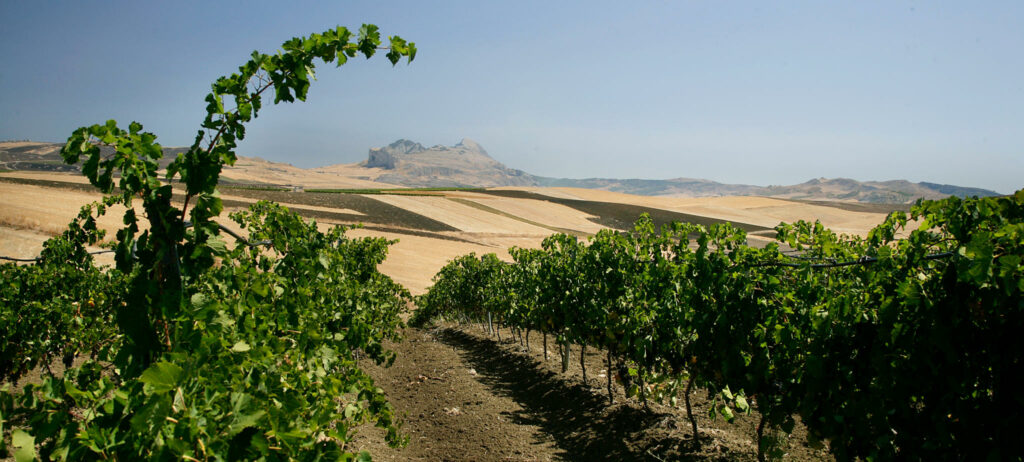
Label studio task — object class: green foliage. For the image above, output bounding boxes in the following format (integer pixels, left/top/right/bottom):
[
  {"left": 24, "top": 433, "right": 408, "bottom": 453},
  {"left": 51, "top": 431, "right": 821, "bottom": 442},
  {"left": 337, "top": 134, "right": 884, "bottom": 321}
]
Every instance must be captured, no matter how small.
[
  {"left": 0, "top": 205, "right": 121, "bottom": 382},
  {"left": 2, "top": 25, "right": 414, "bottom": 461},
  {"left": 410, "top": 253, "right": 504, "bottom": 327},
  {"left": 416, "top": 190, "right": 1024, "bottom": 461}
]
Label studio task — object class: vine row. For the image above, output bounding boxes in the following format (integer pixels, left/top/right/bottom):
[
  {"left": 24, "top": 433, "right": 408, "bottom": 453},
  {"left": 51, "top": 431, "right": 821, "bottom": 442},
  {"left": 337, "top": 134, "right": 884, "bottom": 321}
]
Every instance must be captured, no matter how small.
[{"left": 414, "top": 190, "right": 1024, "bottom": 461}]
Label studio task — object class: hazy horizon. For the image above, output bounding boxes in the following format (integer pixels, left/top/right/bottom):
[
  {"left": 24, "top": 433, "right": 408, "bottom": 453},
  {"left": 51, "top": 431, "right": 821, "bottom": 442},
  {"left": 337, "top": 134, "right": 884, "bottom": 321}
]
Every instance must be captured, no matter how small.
[{"left": 2, "top": 1, "right": 1022, "bottom": 194}]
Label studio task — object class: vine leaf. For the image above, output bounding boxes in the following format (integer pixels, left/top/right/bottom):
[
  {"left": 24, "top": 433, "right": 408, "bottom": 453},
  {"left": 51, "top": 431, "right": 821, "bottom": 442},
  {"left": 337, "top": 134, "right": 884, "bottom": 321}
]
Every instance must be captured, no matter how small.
[
  {"left": 140, "top": 361, "right": 184, "bottom": 394},
  {"left": 228, "top": 410, "right": 265, "bottom": 436},
  {"left": 11, "top": 429, "right": 36, "bottom": 462}
]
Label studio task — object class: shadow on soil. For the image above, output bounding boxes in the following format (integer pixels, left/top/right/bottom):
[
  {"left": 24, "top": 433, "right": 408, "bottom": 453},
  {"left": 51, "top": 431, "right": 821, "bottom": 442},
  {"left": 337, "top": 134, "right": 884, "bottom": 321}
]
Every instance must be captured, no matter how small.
[{"left": 436, "top": 328, "right": 713, "bottom": 462}]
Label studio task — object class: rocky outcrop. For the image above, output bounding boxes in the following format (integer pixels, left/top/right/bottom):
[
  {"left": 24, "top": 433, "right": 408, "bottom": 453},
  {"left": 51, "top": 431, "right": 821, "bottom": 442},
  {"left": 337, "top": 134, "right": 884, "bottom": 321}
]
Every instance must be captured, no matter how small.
[
  {"left": 365, "top": 139, "right": 425, "bottom": 169},
  {"left": 361, "top": 138, "right": 539, "bottom": 188}
]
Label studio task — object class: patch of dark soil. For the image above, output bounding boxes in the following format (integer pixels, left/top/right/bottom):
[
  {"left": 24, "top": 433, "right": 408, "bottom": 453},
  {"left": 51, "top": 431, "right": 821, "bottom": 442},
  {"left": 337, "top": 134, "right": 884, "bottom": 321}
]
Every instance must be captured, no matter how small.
[
  {"left": 218, "top": 188, "right": 460, "bottom": 232},
  {"left": 0, "top": 175, "right": 99, "bottom": 193},
  {"left": 0, "top": 161, "right": 79, "bottom": 172},
  {"left": 781, "top": 198, "right": 911, "bottom": 214},
  {"left": 218, "top": 198, "right": 474, "bottom": 243},
  {"left": 476, "top": 190, "right": 769, "bottom": 233}
]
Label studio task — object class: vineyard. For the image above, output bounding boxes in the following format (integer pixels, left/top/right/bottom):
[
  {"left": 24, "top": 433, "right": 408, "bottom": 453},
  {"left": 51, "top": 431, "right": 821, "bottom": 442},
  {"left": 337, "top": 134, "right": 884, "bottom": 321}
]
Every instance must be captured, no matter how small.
[
  {"left": 1, "top": 22, "right": 1023, "bottom": 462},
  {"left": 413, "top": 192, "right": 1024, "bottom": 461}
]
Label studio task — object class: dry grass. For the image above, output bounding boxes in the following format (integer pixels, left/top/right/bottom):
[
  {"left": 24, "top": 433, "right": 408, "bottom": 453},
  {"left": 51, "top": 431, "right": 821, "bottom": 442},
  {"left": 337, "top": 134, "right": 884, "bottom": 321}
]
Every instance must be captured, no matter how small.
[
  {"left": 221, "top": 157, "right": 401, "bottom": 189},
  {"left": 450, "top": 193, "right": 605, "bottom": 235},
  {"left": 0, "top": 182, "right": 126, "bottom": 239}
]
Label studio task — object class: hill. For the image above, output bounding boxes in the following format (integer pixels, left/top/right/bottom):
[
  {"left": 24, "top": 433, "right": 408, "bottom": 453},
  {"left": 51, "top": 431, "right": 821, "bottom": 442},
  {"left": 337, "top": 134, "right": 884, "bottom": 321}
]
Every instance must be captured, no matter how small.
[
  {"left": 538, "top": 176, "right": 999, "bottom": 203},
  {"left": 1, "top": 140, "right": 1001, "bottom": 203}
]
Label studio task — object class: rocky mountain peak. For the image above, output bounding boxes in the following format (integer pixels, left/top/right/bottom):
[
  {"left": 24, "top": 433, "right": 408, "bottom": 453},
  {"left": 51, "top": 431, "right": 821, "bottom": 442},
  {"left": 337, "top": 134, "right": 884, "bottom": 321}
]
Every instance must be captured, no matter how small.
[
  {"left": 366, "top": 139, "right": 426, "bottom": 169},
  {"left": 386, "top": 139, "right": 426, "bottom": 155},
  {"left": 359, "top": 138, "right": 537, "bottom": 188}
]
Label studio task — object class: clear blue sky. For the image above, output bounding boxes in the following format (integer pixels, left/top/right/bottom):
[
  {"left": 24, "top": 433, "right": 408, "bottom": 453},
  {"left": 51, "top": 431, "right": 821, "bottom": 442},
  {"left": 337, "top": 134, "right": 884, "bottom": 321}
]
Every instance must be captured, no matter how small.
[{"left": 2, "top": 1, "right": 1022, "bottom": 193}]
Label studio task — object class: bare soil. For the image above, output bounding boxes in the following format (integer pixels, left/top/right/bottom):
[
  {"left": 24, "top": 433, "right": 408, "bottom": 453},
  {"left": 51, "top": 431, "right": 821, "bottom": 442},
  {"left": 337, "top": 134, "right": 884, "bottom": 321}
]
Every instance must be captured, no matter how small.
[{"left": 353, "top": 325, "right": 831, "bottom": 461}]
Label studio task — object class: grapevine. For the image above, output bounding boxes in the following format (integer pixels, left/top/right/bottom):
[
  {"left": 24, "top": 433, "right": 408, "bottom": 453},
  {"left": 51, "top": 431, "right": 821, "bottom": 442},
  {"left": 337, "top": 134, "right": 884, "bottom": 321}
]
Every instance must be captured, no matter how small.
[{"left": 1, "top": 25, "right": 415, "bottom": 461}]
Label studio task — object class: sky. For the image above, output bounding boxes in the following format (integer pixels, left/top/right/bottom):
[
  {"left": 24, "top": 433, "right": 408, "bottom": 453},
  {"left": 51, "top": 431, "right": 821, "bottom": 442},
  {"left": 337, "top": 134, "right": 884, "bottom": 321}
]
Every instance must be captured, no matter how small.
[{"left": 1, "top": 1, "right": 1022, "bottom": 194}]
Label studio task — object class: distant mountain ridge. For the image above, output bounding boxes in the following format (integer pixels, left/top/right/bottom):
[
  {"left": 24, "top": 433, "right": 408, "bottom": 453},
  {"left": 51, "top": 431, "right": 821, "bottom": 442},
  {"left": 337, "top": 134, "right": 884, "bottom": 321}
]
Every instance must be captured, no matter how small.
[
  {"left": 352, "top": 139, "right": 999, "bottom": 203},
  {"left": 536, "top": 176, "right": 999, "bottom": 203},
  {"left": 1, "top": 140, "right": 1002, "bottom": 203}
]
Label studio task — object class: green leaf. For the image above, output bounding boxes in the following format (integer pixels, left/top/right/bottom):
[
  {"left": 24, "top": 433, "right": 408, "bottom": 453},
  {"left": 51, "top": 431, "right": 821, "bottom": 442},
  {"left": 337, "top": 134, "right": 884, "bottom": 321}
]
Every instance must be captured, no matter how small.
[
  {"left": 406, "top": 42, "right": 417, "bottom": 63},
  {"left": 12, "top": 429, "right": 36, "bottom": 462},
  {"left": 719, "top": 405, "right": 735, "bottom": 422},
  {"left": 231, "top": 341, "right": 251, "bottom": 352},
  {"left": 735, "top": 395, "right": 749, "bottom": 413},
  {"left": 344, "top": 402, "right": 360, "bottom": 419},
  {"left": 229, "top": 410, "right": 266, "bottom": 436},
  {"left": 252, "top": 281, "right": 269, "bottom": 297},
  {"left": 191, "top": 292, "right": 214, "bottom": 310},
  {"left": 207, "top": 235, "right": 229, "bottom": 256},
  {"left": 139, "top": 361, "right": 184, "bottom": 394},
  {"left": 173, "top": 387, "right": 186, "bottom": 412},
  {"left": 64, "top": 380, "right": 90, "bottom": 403},
  {"left": 358, "top": 24, "right": 380, "bottom": 57}
]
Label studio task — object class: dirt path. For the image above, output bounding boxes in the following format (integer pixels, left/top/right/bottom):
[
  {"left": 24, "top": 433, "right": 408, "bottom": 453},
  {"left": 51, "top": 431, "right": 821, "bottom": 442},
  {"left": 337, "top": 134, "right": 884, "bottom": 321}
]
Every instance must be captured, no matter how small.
[
  {"left": 355, "top": 325, "right": 832, "bottom": 461},
  {"left": 354, "top": 327, "right": 560, "bottom": 461}
]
